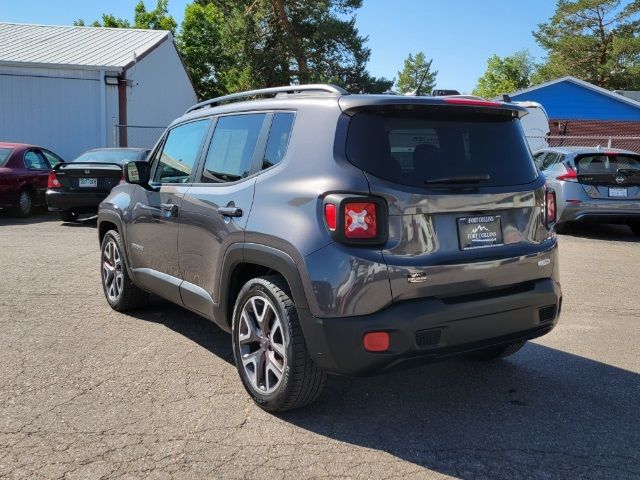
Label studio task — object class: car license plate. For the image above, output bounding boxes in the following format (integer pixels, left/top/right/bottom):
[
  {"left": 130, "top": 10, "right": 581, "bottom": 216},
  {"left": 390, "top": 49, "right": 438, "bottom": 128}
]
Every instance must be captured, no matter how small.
[
  {"left": 609, "top": 187, "right": 627, "bottom": 198},
  {"left": 458, "top": 215, "right": 504, "bottom": 250},
  {"left": 79, "top": 178, "right": 97, "bottom": 188}
]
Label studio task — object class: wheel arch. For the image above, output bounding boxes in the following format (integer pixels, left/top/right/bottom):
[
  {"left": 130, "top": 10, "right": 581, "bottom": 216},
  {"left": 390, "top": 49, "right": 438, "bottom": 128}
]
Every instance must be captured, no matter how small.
[
  {"left": 97, "top": 212, "right": 134, "bottom": 278},
  {"left": 216, "top": 243, "right": 310, "bottom": 331}
]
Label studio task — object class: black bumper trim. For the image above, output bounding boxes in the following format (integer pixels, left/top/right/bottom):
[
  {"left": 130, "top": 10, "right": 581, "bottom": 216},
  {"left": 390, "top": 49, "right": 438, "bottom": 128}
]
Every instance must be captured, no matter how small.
[
  {"left": 46, "top": 189, "right": 109, "bottom": 211},
  {"left": 301, "top": 278, "right": 562, "bottom": 376}
]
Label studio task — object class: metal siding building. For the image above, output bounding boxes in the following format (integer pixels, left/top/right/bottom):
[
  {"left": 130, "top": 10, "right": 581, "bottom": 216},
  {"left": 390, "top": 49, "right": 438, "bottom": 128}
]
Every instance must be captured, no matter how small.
[
  {"left": 507, "top": 76, "right": 640, "bottom": 152},
  {"left": 0, "top": 23, "right": 197, "bottom": 160},
  {"left": 509, "top": 76, "right": 640, "bottom": 121}
]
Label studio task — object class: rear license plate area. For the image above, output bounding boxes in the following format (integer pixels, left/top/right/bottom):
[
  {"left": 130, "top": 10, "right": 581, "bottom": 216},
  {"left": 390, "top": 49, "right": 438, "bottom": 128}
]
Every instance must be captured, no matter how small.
[
  {"left": 458, "top": 215, "right": 503, "bottom": 251},
  {"left": 79, "top": 178, "right": 97, "bottom": 188},
  {"left": 609, "top": 187, "right": 627, "bottom": 198}
]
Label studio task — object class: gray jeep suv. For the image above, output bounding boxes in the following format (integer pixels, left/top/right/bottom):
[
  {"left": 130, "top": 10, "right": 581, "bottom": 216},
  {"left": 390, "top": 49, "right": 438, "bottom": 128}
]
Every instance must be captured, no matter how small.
[{"left": 97, "top": 85, "right": 562, "bottom": 411}]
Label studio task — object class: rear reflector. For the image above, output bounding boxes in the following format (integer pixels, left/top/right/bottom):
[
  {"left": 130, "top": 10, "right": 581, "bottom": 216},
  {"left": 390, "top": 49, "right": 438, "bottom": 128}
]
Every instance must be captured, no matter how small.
[
  {"left": 443, "top": 97, "right": 502, "bottom": 107},
  {"left": 363, "top": 332, "right": 389, "bottom": 352},
  {"left": 538, "top": 305, "right": 557, "bottom": 323},
  {"left": 415, "top": 328, "right": 442, "bottom": 347},
  {"left": 546, "top": 190, "right": 557, "bottom": 226},
  {"left": 344, "top": 202, "right": 377, "bottom": 239},
  {"left": 324, "top": 203, "right": 337, "bottom": 231},
  {"left": 557, "top": 165, "right": 578, "bottom": 182},
  {"left": 47, "top": 171, "right": 61, "bottom": 189}
]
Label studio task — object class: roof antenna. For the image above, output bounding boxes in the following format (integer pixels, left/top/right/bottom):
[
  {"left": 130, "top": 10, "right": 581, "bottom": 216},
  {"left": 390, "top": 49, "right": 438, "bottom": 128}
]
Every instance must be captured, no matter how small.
[
  {"left": 415, "top": 59, "right": 433, "bottom": 96},
  {"left": 502, "top": 94, "right": 512, "bottom": 102}
]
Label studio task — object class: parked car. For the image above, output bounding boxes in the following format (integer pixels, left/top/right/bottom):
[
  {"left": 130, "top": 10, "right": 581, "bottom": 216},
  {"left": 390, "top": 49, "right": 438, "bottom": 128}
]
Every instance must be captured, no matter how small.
[
  {"left": 98, "top": 85, "right": 562, "bottom": 411},
  {"left": 534, "top": 146, "right": 640, "bottom": 235},
  {"left": 0, "top": 142, "right": 64, "bottom": 217},
  {"left": 46, "top": 148, "right": 149, "bottom": 222}
]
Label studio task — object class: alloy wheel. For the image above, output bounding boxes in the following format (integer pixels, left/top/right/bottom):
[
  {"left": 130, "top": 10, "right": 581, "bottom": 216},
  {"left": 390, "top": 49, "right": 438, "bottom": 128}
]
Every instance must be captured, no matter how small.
[
  {"left": 102, "top": 239, "right": 124, "bottom": 303},
  {"left": 237, "top": 295, "right": 287, "bottom": 394}
]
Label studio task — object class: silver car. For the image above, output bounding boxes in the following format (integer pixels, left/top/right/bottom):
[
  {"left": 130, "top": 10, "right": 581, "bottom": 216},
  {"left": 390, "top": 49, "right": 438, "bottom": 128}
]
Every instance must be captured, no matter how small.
[{"left": 534, "top": 147, "right": 640, "bottom": 235}]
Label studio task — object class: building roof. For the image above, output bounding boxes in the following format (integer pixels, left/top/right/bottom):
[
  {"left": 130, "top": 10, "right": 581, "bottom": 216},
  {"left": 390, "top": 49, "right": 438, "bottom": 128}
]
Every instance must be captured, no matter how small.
[
  {"left": 507, "top": 76, "right": 640, "bottom": 110},
  {"left": 0, "top": 22, "right": 170, "bottom": 71}
]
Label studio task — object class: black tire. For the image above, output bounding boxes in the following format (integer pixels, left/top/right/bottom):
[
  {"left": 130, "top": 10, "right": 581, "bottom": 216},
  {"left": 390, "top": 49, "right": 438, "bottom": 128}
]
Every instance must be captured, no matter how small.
[
  {"left": 12, "top": 189, "right": 33, "bottom": 217},
  {"left": 100, "top": 230, "right": 148, "bottom": 311},
  {"left": 471, "top": 341, "right": 526, "bottom": 361},
  {"left": 629, "top": 223, "right": 640, "bottom": 237},
  {"left": 59, "top": 211, "right": 78, "bottom": 222},
  {"left": 232, "top": 275, "right": 326, "bottom": 412}
]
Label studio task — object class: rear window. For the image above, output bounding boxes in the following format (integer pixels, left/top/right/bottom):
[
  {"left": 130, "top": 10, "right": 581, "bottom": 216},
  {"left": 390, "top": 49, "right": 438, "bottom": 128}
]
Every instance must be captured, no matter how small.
[
  {"left": 72, "top": 150, "right": 141, "bottom": 165},
  {"left": 345, "top": 110, "right": 538, "bottom": 187},
  {"left": 576, "top": 154, "right": 640, "bottom": 173},
  {"left": 0, "top": 147, "right": 13, "bottom": 167}
]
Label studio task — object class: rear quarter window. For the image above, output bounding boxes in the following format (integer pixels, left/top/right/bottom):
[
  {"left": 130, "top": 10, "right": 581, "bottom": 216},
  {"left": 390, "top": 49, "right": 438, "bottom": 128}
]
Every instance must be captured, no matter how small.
[
  {"left": 345, "top": 110, "right": 538, "bottom": 188},
  {"left": 0, "top": 148, "right": 13, "bottom": 167}
]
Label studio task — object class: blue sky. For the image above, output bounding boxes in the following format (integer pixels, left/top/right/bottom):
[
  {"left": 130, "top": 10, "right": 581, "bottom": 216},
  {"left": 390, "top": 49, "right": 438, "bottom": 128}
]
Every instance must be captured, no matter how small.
[{"left": 0, "top": 0, "right": 558, "bottom": 93}]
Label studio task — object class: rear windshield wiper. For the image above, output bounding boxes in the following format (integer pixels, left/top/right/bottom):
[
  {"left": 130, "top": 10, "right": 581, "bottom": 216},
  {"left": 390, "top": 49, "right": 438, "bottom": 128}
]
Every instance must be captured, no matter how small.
[{"left": 424, "top": 174, "right": 491, "bottom": 185}]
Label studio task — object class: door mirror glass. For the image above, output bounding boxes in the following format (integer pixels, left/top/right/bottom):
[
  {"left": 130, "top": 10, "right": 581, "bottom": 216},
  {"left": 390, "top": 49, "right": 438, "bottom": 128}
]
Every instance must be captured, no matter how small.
[{"left": 124, "top": 161, "right": 151, "bottom": 187}]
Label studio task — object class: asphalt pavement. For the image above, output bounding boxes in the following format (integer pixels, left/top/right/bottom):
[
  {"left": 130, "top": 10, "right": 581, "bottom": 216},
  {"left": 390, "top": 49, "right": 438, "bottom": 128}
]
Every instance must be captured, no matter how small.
[{"left": 0, "top": 210, "right": 638, "bottom": 479}]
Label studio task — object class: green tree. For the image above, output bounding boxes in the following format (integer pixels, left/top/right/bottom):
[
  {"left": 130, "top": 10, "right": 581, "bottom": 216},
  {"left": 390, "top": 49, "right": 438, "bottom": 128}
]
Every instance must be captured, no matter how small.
[
  {"left": 189, "top": 0, "right": 392, "bottom": 95},
  {"left": 76, "top": 0, "right": 176, "bottom": 33},
  {"left": 177, "top": 3, "right": 231, "bottom": 99},
  {"left": 472, "top": 50, "right": 534, "bottom": 98},
  {"left": 76, "top": 14, "right": 131, "bottom": 28},
  {"left": 533, "top": 0, "right": 640, "bottom": 89},
  {"left": 396, "top": 52, "right": 437, "bottom": 95},
  {"left": 134, "top": 0, "right": 177, "bottom": 34}
]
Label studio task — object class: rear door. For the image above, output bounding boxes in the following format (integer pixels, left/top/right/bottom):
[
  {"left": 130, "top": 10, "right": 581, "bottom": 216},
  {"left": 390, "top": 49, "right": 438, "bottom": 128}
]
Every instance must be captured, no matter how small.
[
  {"left": 126, "top": 119, "right": 211, "bottom": 305},
  {"left": 344, "top": 105, "right": 553, "bottom": 302},
  {"left": 574, "top": 153, "right": 640, "bottom": 200},
  {"left": 23, "top": 149, "right": 52, "bottom": 203},
  {"left": 178, "top": 112, "right": 272, "bottom": 319}
]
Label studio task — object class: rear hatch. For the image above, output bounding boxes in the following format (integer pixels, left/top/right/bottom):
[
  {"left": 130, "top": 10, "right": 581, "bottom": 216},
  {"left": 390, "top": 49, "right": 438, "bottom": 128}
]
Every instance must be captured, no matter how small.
[
  {"left": 342, "top": 100, "right": 554, "bottom": 302},
  {"left": 55, "top": 162, "right": 122, "bottom": 193},
  {"left": 575, "top": 153, "right": 640, "bottom": 200}
]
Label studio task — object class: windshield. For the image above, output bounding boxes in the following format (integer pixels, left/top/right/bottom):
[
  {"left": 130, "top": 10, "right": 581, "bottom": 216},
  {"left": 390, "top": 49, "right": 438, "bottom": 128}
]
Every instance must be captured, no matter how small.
[
  {"left": 576, "top": 154, "right": 640, "bottom": 173},
  {"left": 72, "top": 150, "right": 140, "bottom": 165},
  {"left": 0, "top": 147, "right": 13, "bottom": 167},
  {"left": 345, "top": 110, "right": 538, "bottom": 188}
]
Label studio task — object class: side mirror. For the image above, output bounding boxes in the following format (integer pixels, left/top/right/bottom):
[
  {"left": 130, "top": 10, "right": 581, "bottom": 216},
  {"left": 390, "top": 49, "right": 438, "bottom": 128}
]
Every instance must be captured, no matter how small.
[{"left": 123, "top": 161, "right": 151, "bottom": 188}]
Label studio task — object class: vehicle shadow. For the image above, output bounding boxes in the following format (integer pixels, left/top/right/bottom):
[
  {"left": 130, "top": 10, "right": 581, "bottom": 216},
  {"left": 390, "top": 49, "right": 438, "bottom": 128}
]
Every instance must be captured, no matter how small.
[
  {"left": 125, "top": 300, "right": 640, "bottom": 478},
  {"left": 283, "top": 344, "right": 640, "bottom": 479},
  {"left": 0, "top": 208, "right": 57, "bottom": 226},
  {"left": 127, "top": 299, "right": 234, "bottom": 365},
  {"left": 559, "top": 222, "right": 639, "bottom": 243}
]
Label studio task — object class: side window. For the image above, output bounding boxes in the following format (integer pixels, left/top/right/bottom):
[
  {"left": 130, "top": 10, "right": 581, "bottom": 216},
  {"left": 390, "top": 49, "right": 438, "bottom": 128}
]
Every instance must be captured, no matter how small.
[
  {"left": 41, "top": 149, "right": 64, "bottom": 168},
  {"left": 24, "top": 150, "right": 49, "bottom": 170},
  {"left": 153, "top": 120, "right": 209, "bottom": 184},
  {"left": 533, "top": 152, "right": 546, "bottom": 169},
  {"left": 262, "top": 113, "right": 295, "bottom": 170},
  {"left": 200, "top": 114, "right": 265, "bottom": 183},
  {"left": 541, "top": 153, "right": 560, "bottom": 171}
]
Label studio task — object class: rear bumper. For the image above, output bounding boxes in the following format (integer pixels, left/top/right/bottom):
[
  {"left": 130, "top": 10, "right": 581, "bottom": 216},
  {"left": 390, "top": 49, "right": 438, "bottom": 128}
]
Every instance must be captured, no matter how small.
[
  {"left": 301, "top": 278, "right": 562, "bottom": 376},
  {"left": 46, "top": 189, "right": 109, "bottom": 212},
  {"left": 559, "top": 202, "right": 640, "bottom": 224}
]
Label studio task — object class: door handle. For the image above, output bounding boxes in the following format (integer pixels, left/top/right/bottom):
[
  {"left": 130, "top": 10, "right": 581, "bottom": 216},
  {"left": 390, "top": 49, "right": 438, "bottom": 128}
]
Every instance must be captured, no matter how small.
[
  {"left": 218, "top": 206, "right": 243, "bottom": 218},
  {"left": 160, "top": 203, "right": 179, "bottom": 217}
]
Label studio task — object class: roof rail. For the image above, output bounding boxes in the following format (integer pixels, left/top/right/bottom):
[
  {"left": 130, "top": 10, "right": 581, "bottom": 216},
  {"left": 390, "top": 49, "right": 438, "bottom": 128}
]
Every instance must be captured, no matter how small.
[{"left": 185, "top": 84, "right": 349, "bottom": 114}]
